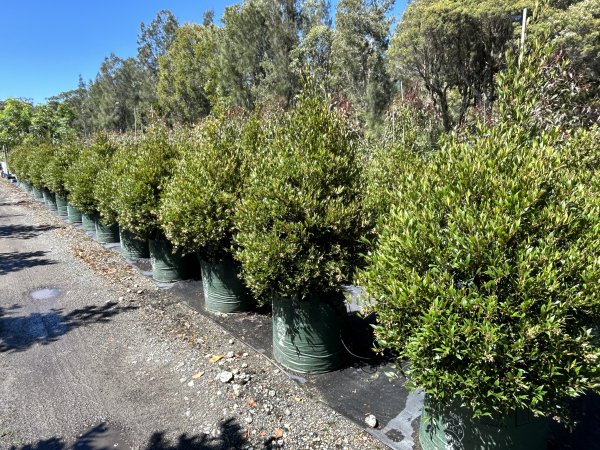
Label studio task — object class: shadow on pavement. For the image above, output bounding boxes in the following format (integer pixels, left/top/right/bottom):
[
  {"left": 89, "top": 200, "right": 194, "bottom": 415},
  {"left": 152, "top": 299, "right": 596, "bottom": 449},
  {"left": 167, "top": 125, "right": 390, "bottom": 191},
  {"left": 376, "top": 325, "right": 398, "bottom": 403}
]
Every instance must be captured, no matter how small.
[
  {"left": 6, "top": 419, "right": 247, "bottom": 450},
  {"left": 0, "top": 251, "right": 57, "bottom": 276},
  {"left": 0, "top": 224, "right": 57, "bottom": 240},
  {"left": 0, "top": 302, "right": 138, "bottom": 353}
]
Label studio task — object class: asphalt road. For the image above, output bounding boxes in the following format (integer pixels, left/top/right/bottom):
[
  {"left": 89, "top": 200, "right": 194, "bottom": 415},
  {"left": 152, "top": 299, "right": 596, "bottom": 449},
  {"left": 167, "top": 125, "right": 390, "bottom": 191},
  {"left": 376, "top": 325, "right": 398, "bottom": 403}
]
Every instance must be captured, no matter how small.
[{"left": 0, "top": 184, "right": 255, "bottom": 450}]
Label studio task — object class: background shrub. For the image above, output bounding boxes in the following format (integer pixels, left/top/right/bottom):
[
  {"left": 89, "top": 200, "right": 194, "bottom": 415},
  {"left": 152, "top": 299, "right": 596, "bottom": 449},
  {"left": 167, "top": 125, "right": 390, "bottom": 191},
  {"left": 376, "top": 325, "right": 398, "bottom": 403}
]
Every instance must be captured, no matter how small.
[
  {"left": 235, "top": 84, "right": 372, "bottom": 300},
  {"left": 28, "top": 142, "right": 54, "bottom": 190}
]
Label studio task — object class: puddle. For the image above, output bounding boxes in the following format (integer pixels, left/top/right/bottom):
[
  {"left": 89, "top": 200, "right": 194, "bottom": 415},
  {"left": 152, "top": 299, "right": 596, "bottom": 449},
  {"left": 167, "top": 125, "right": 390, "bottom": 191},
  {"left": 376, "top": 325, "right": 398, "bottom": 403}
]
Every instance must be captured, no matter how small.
[{"left": 30, "top": 288, "right": 59, "bottom": 299}]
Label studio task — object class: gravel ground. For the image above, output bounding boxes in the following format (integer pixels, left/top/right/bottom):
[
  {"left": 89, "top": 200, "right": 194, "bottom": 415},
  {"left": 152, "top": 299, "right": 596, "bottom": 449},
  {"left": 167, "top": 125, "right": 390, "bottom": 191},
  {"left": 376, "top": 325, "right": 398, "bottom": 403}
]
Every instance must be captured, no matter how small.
[{"left": 0, "top": 178, "right": 387, "bottom": 450}]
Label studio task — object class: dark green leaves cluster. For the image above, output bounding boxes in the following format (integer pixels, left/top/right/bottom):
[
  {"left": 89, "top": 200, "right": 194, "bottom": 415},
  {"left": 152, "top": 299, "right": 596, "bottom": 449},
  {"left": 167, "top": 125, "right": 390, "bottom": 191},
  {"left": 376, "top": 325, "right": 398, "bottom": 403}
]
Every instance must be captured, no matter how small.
[
  {"left": 358, "top": 43, "right": 600, "bottom": 421},
  {"left": 44, "top": 139, "right": 81, "bottom": 199},
  {"left": 108, "top": 120, "right": 183, "bottom": 240},
  {"left": 235, "top": 85, "right": 372, "bottom": 299},
  {"left": 64, "top": 132, "right": 116, "bottom": 215},
  {"left": 160, "top": 109, "right": 264, "bottom": 256}
]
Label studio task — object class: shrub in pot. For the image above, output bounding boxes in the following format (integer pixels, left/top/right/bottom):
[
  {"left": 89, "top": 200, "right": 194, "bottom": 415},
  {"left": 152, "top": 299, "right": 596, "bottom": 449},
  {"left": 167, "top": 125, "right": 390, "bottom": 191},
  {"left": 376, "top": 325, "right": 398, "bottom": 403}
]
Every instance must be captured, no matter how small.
[
  {"left": 111, "top": 120, "right": 198, "bottom": 281},
  {"left": 160, "top": 109, "right": 263, "bottom": 312},
  {"left": 44, "top": 139, "right": 80, "bottom": 216},
  {"left": 65, "top": 132, "right": 117, "bottom": 231},
  {"left": 235, "top": 84, "right": 372, "bottom": 373},
  {"left": 7, "top": 144, "right": 33, "bottom": 193},
  {"left": 28, "top": 142, "right": 54, "bottom": 202},
  {"left": 357, "top": 44, "right": 600, "bottom": 450},
  {"left": 95, "top": 133, "right": 148, "bottom": 255}
]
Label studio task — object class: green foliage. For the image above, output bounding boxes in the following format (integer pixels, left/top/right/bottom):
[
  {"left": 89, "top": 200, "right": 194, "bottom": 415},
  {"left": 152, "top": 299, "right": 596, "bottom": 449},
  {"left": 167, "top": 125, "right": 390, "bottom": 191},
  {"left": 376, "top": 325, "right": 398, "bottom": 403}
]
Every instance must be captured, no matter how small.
[
  {"left": 157, "top": 22, "right": 220, "bottom": 122},
  {"left": 6, "top": 143, "right": 34, "bottom": 183},
  {"left": 28, "top": 142, "right": 54, "bottom": 190},
  {"left": 44, "top": 140, "right": 81, "bottom": 199},
  {"left": 0, "top": 98, "right": 33, "bottom": 149},
  {"left": 109, "top": 120, "right": 183, "bottom": 240},
  {"left": 389, "top": 0, "right": 531, "bottom": 130},
  {"left": 64, "top": 132, "right": 116, "bottom": 214},
  {"left": 29, "top": 101, "right": 77, "bottom": 144},
  {"left": 364, "top": 92, "right": 441, "bottom": 219},
  {"left": 358, "top": 42, "right": 600, "bottom": 421},
  {"left": 332, "top": 0, "right": 394, "bottom": 127},
  {"left": 160, "top": 109, "right": 264, "bottom": 256},
  {"left": 235, "top": 83, "right": 372, "bottom": 299}
]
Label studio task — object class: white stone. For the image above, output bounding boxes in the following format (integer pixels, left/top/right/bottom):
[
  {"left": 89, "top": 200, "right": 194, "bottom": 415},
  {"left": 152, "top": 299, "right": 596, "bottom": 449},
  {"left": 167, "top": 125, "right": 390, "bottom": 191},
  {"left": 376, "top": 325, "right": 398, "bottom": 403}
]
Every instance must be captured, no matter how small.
[
  {"left": 365, "top": 414, "right": 377, "bottom": 428},
  {"left": 219, "top": 371, "right": 234, "bottom": 383}
]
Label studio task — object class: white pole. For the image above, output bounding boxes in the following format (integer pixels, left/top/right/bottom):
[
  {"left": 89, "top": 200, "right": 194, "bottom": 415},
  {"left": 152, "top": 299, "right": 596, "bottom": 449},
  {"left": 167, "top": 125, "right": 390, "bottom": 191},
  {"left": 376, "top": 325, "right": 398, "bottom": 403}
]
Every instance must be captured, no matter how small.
[{"left": 520, "top": 8, "right": 528, "bottom": 55}]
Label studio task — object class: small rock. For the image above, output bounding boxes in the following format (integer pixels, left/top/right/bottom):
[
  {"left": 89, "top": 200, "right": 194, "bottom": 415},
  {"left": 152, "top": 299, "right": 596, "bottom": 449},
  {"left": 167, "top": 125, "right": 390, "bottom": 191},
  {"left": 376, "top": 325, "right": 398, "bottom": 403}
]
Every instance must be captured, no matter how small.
[
  {"left": 284, "top": 409, "right": 291, "bottom": 416},
  {"left": 219, "top": 371, "right": 234, "bottom": 383},
  {"left": 180, "top": 378, "right": 187, "bottom": 383},
  {"left": 274, "top": 369, "right": 280, "bottom": 374},
  {"left": 245, "top": 417, "right": 253, "bottom": 424},
  {"left": 242, "top": 352, "right": 249, "bottom": 357},
  {"left": 137, "top": 290, "right": 143, "bottom": 294},
  {"left": 226, "top": 351, "right": 234, "bottom": 358},
  {"left": 188, "top": 380, "right": 194, "bottom": 387},
  {"left": 118, "top": 297, "right": 124, "bottom": 301},
  {"left": 229, "top": 339, "right": 234, "bottom": 344},
  {"left": 365, "top": 414, "right": 378, "bottom": 428},
  {"left": 269, "top": 390, "right": 276, "bottom": 397},
  {"left": 241, "top": 363, "right": 248, "bottom": 368},
  {"left": 232, "top": 369, "right": 239, "bottom": 375},
  {"left": 126, "top": 288, "right": 131, "bottom": 293},
  {"left": 185, "top": 410, "right": 191, "bottom": 417}
]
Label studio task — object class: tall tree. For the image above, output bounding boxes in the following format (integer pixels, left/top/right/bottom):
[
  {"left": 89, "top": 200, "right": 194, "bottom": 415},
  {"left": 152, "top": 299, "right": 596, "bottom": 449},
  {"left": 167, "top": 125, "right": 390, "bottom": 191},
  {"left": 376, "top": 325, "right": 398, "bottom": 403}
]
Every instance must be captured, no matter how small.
[
  {"left": 157, "top": 21, "right": 221, "bottom": 123},
  {"left": 332, "top": 0, "right": 395, "bottom": 127},
  {"left": 137, "top": 10, "right": 180, "bottom": 109},
  {"left": 219, "top": 0, "right": 303, "bottom": 108},
  {"left": 49, "top": 75, "right": 93, "bottom": 137},
  {"left": 388, "top": 0, "right": 531, "bottom": 131},
  {"left": 0, "top": 98, "right": 33, "bottom": 149}
]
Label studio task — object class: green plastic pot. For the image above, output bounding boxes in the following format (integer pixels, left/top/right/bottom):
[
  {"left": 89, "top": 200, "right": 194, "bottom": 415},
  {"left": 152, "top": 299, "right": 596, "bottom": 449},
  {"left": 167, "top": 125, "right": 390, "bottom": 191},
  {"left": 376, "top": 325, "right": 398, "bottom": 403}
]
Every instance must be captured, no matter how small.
[
  {"left": 272, "top": 290, "right": 348, "bottom": 374},
  {"left": 149, "top": 236, "right": 200, "bottom": 282},
  {"left": 67, "top": 203, "right": 83, "bottom": 224},
  {"left": 95, "top": 217, "right": 120, "bottom": 244},
  {"left": 42, "top": 190, "right": 58, "bottom": 211},
  {"left": 32, "top": 186, "right": 44, "bottom": 199},
  {"left": 81, "top": 212, "right": 96, "bottom": 232},
  {"left": 120, "top": 228, "right": 150, "bottom": 259},
  {"left": 419, "top": 395, "right": 550, "bottom": 450},
  {"left": 56, "top": 196, "right": 68, "bottom": 216},
  {"left": 200, "top": 252, "right": 253, "bottom": 313}
]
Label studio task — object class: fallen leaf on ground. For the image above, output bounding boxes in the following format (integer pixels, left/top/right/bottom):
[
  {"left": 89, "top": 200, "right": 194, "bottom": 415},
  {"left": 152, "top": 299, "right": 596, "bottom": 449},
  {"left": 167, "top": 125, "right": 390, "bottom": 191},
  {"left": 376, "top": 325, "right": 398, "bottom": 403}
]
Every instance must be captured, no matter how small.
[
  {"left": 210, "top": 355, "right": 223, "bottom": 363},
  {"left": 294, "top": 397, "right": 302, "bottom": 401},
  {"left": 246, "top": 429, "right": 250, "bottom": 438},
  {"left": 274, "top": 428, "right": 283, "bottom": 438},
  {"left": 259, "top": 432, "right": 266, "bottom": 436},
  {"left": 235, "top": 354, "right": 242, "bottom": 358},
  {"left": 191, "top": 371, "right": 205, "bottom": 379},
  {"left": 248, "top": 399, "right": 257, "bottom": 407}
]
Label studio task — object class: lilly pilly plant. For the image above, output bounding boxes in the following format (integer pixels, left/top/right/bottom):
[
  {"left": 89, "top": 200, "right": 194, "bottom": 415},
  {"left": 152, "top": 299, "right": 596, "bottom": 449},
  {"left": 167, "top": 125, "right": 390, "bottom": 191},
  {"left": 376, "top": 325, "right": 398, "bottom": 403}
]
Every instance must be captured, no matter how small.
[
  {"left": 44, "top": 138, "right": 81, "bottom": 199},
  {"left": 65, "top": 132, "right": 117, "bottom": 215},
  {"left": 110, "top": 119, "right": 184, "bottom": 240},
  {"left": 160, "top": 108, "right": 264, "bottom": 258},
  {"left": 357, "top": 41, "right": 600, "bottom": 423},
  {"left": 235, "top": 81, "right": 372, "bottom": 301}
]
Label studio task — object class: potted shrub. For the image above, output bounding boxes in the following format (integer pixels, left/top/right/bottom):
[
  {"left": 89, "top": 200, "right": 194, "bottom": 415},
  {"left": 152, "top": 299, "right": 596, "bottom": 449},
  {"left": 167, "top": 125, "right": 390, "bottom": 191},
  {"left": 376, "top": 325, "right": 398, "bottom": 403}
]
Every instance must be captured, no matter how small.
[
  {"left": 28, "top": 142, "right": 54, "bottom": 204},
  {"left": 95, "top": 133, "right": 149, "bottom": 257},
  {"left": 160, "top": 109, "right": 262, "bottom": 312},
  {"left": 111, "top": 120, "right": 198, "bottom": 281},
  {"left": 357, "top": 45, "right": 600, "bottom": 449},
  {"left": 44, "top": 139, "right": 80, "bottom": 217},
  {"left": 7, "top": 145, "right": 33, "bottom": 194},
  {"left": 235, "top": 84, "right": 372, "bottom": 373},
  {"left": 65, "top": 132, "right": 117, "bottom": 232}
]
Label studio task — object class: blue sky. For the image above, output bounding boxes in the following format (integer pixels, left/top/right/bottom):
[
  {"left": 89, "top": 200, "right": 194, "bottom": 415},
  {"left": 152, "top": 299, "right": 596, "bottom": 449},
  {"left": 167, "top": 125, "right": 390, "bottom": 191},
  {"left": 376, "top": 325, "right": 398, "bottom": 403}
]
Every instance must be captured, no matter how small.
[{"left": 0, "top": 0, "right": 408, "bottom": 105}]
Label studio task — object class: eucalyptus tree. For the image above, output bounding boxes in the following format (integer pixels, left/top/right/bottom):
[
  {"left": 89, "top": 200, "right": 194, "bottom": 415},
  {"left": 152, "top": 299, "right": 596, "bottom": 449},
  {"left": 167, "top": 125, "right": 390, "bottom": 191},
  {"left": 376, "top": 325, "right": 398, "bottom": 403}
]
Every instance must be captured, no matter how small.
[{"left": 0, "top": 98, "right": 33, "bottom": 150}]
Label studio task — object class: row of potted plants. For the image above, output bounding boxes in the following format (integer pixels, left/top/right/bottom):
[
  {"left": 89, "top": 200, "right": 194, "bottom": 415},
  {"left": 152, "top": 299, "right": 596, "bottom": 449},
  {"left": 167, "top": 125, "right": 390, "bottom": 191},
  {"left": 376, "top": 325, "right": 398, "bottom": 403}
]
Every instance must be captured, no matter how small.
[{"left": 7, "top": 44, "right": 600, "bottom": 449}]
